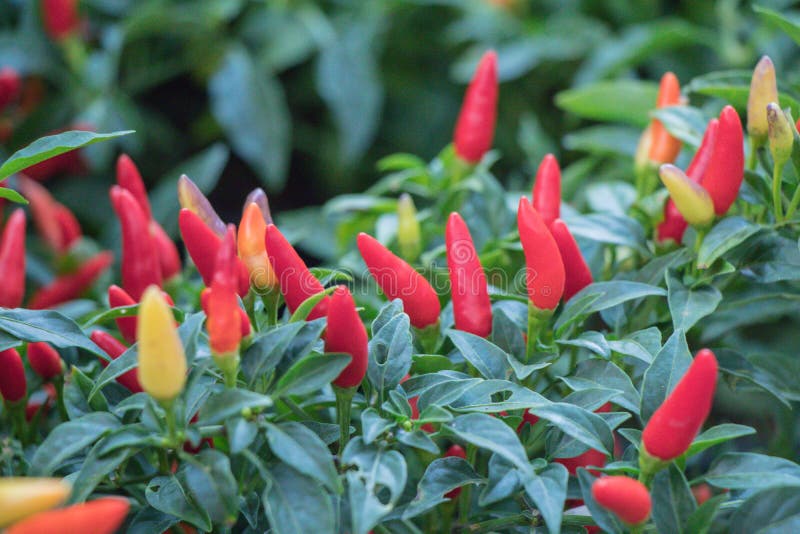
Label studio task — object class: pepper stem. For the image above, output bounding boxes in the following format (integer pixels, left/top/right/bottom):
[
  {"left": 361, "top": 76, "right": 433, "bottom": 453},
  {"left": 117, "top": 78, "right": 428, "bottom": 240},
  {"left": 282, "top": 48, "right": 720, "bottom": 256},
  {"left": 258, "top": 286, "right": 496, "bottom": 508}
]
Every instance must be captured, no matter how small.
[
  {"left": 162, "top": 399, "right": 179, "bottom": 448},
  {"left": 334, "top": 385, "right": 356, "bottom": 457},
  {"left": 525, "top": 304, "right": 552, "bottom": 363},
  {"left": 772, "top": 163, "right": 785, "bottom": 222},
  {"left": 785, "top": 183, "right": 800, "bottom": 221},
  {"left": 214, "top": 352, "right": 240, "bottom": 389},
  {"left": 53, "top": 375, "right": 68, "bottom": 421},
  {"left": 260, "top": 287, "right": 281, "bottom": 326}
]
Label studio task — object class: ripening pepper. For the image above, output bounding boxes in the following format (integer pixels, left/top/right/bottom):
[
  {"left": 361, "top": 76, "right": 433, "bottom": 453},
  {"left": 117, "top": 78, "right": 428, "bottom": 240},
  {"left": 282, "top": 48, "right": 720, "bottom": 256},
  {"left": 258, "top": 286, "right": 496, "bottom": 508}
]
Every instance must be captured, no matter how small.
[
  {"left": 445, "top": 212, "right": 492, "bottom": 337},
  {"left": 0, "top": 348, "right": 26, "bottom": 402},
  {"left": 634, "top": 124, "right": 653, "bottom": 177},
  {"left": 5, "top": 496, "right": 130, "bottom": 534},
  {"left": 0, "top": 67, "right": 21, "bottom": 111},
  {"left": 90, "top": 330, "right": 142, "bottom": 393},
  {"left": 549, "top": 219, "right": 593, "bottom": 302},
  {"left": 0, "top": 477, "right": 71, "bottom": 528},
  {"left": 110, "top": 186, "right": 162, "bottom": 300},
  {"left": 177, "top": 175, "right": 227, "bottom": 237},
  {"left": 357, "top": 232, "right": 441, "bottom": 329},
  {"left": 244, "top": 187, "right": 273, "bottom": 224},
  {"left": 453, "top": 51, "right": 498, "bottom": 163},
  {"left": 648, "top": 72, "right": 682, "bottom": 164},
  {"left": 18, "top": 177, "right": 81, "bottom": 254},
  {"left": 591, "top": 476, "right": 651, "bottom": 526},
  {"left": 206, "top": 226, "right": 243, "bottom": 358},
  {"left": 27, "top": 342, "right": 63, "bottom": 381},
  {"left": 29, "top": 251, "right": 113, "bottom": 309},
  {"left": 396, "top": 193, "right": 421, "bottom": 261},
  {"left": 265, "top": 223, "right": 329, "bottom": 320},
  {"left": 137, "top": 285, "right": 186, "bottom": 403},
  {"left": 517, "top": 198, "right": 564, "bottom": 310},
  {"left": 238, "top": 202, "right": 277, "bottom": 292},
  {"left": 698, "top": 106, "right": 744, "bottom": 215},
  {"left": 532, "top": 154, "right": 561, "bottom": 228},
  {"left": 200, "top": 289, "right": 251, "bottom": 340},
  {"left": 0, "top": 209, "right": 26, "bottom": 308},
  {"left": 658, "top": 164, "right": 715, "bottom": 226},
  {"left": 767, "top": 102, "right": 794, "bottom": 169},
  {"left": 325, "top": 286, "right": 369, "bottom": 389},
  {"left": 641, "top": 349, "right": 718, "bottom": 462},
  {"left": 41, "top": 0, "right": 82, "bottom": 41},
  {"left": 178, "top": 209, "right": 250, "bottom": 296},
  {"left": 444, "top": 444, "right": 467, "bottom": 499},
  {"left": 747, "top": 56, "right": 779, "bottom": 145}
]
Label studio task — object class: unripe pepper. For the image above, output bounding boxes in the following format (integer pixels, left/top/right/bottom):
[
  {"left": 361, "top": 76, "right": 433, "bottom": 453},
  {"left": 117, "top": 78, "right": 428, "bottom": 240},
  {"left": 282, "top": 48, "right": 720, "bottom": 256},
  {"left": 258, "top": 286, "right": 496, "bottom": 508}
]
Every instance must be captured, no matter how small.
[
  {"left": 698, "top": 106, "right": 744, "bottom": 215},
  {"left": 444, "top": 444, "right": 467, "bottom": 498},
  {"left": 29, "top": 251, "right": 113, "bottom": 309},
  {"left": 0, "top": 209, "right": 26, "bottom": 308},
  {"left": 265, "top": 224, "right": 329, "bottom": 321},
  {"left": 357, "top": 232, "right": 441, "bottom": 329},
  {"left": 516, "top": 198, "right": 564, "bottom": 310},
  {"left": 397, "top": 193, "right": 421, "bottom": 262},
  {"left": 0, "top": 348, "right": 26, "bottom": 402},
  {"left": 325, "top": 286, "right": 369, "bottom": 388},
  {"left": 641, "top": 349, "right": 717, "bottom": 462},
  {"left": 0, "top": 67, "right": 21, "bottom": 111},
  {"left": 767, "top": 103, "right": 794, "bottom": 169},
  {"left": 445, "top": 212, "right": 492, "bottom": 337},
  {"left": 178, "top": 209, "right": 250, "bottom": 296},
  {"left": 90, "top": 330, "right": 143, "bottom": 393},
  {"left": 591, "top": 476, "right": 651, "bottom": 525},
  {"left": 532, "top": 154, "right": 561, "bottom": 228},
  {"left": 177, "top": 175, "right": 227, "bottom": 237},
  {"left": 110, "top": 186, "right": 162, "bottom": 301},
  {"left": 0, "top": 477, "right": 71, "bottom": 528},
  {"left": 27, "top": 342, "right": 63, "bottom": 381},
  {"left": 41, "top": 0, "right": 82, "bottom": 41},
  {"left": 137, "top": 285, "right": 186, "bottom": 403},
  {"left": 658, "top": 164, "right": 715, "bottom": 226},
  {"left": 549, "top": 219, "right": 593, "bottom": 302},
  {"left": 453, "top": 50, "right": 498, "bottom": 163},
  {"left": 238, "top": 202, "right": 277, "bottom": 292},
  {"left": 747, "top": 55, "right": 778, "bottom": 145},
  {"left": 244, "top": 187, "right": 273, "bottom": 224},
  {"left": 648, "top": 72, "right": 682, "bottom": 164},
  {"left": 206, "top": 226, "right": 243, "bottom": 358},
  {"left": 5, "top": 496, "right": 130, "bottom": 534}
]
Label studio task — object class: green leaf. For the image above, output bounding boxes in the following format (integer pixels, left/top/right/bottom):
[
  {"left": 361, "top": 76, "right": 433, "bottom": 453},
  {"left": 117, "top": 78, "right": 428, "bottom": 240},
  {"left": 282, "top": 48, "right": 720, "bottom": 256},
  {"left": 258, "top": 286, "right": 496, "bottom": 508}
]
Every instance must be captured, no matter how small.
[
  {"left": 263, "top": 463, "right": 335, "bottom": 534},
  {"left": 0, "top": 187, "right": 28, "bottom": 204},
  {"left": 146, "top": 476, "right": 212, "bottom": 532},
  {"left": 0, "top": 308, "right": 103, "bottom": 355},
  {"left": 666, "top": 271, "right": 722, "bottom": 331},
  {"left": 753, "top": 5, "right": 800, "bottom": 47},
  {"left": 288, "top": 287, "right": 337, "bottom": 323},
  {"left": 447, "top": 413, "right": 531, "bottom": 474},
  {"left": 560, "top": 359, "right": 641, "bottom": 415},
  {"left": 0, "top": 130, "right": 133, "bottom": 181},
  {"left": 273, "top": 352, "right": 351, "bottom": 397},
  {"left": 241, "top": 322, "right": 305, "bottom": 386},
  {"left": 209, "top": 47, "right": 289, "bottom": 189},
  {"left": 566, "top": 213, "right": 648, "bottom": 254},
  {"left": 448, "top": 330, "right": 511, "bottom": 380},
  {"left": 651, "top": 105, "right": 708, "bottom": 147},
  {"left": 361, "top": 408, "right": 395, "bottom": 444},
  {"left": 683, "top": 494, "right": 727, "bottom": 534},
  {"left": 563, "top": 125, "right": 641, "bottom": 157},
  {"left": 181, "top": 450, "right": 239, "bottom": 527},
  {"left": 651, "top": 464, "right": 696, "bottom": 534},
  {"left": 30, "top": 413, "right": 121, "bottom": 475},
  {"left": 531, "top": 402, "right": 614, "bottom": 455},
  {"left": 685, "top": 424, "right": 756, "bottom": 458},
  {"left": 367, "top": 302, "right": 413, "bottom": 395},
  {"left": 264, "top": 422, "right": 341, "bottom": 493},
  {"left": 686, "top": 70, "right": 800, "bottom": 116},
  {"left": 68, "top": 432, "right": 136, "bottom": 503},
  {"left": 640, "top": 330, "right": 692, "bottom": 422},
  {"left": 197, "top": 389, "right": 273, "bottom": 425},
  {"left": 697, "top": 217, "right": 760, "bottom": 269},
  {"left": 555, "top": 80, "right": 658, "bottom": 127},
  {"left": 706, "top": 452, "right": 800, "bottom": 490},
  {"left": 729, "top": 485, "right": 800, "bottom": 534},
  {"left": 521, "top": 463, "right": 569, "bottom": 534},
  {"left": 556, "top": 281, "right": 666, "bottom": 332},
  {"left": 403, "top": 457, "right": 483, "bottom": 519}
]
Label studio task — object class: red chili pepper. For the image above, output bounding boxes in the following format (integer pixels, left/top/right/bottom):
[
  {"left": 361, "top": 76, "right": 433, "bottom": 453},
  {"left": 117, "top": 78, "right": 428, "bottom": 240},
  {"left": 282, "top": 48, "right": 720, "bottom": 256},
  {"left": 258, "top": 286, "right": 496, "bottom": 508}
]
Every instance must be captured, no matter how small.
[
  {"left": 641, "top": 349, "right": 717, "bottom": 461},
  {"left": 5, "top": 496, "right": 130, "bottom": 534},
  {"left": 206, "top": 226, "right": 243, "bottom": 356},
  {"left": 325, "top": 286, "right": 369, "bottom": 389},
  {"left": 444, "top": 444, "right": 467, "bottom": 499},
  {"left": 265, "top": 224, "right": 329, "bottom": 320},
  {"left": 29, "top": 251, "right": 113, "bottom": 309},
  {"left": 244, "top": 187, "right": 273, "bottom": 224},
  {"left": 89, "top": 330, "right": 142, "bottom": 393},
  {"left": 453, "top": 51, "right": 498, "bottom": 164},
  {"left": 150, "top": 220, "right": 181, "bottom": 281},
  {"left": 648, "top": 72, "right": 682, "bottom": 164},
  {"left": 25, "top": 400, "right": 47, "bottom": 422},
  {"left": 357, "top": 232, "right": 441, "bottom": 329},
  {"left": 107, "top": 285, "right": 137, "bottom": 345},
  {"left": 40, "top": 0, "right": 82, "bottom": 41},
  {"left": 200, "top": 289, "right": 251, "bottom": 340},
  {"left": 110, "top": 186, "right": 161, "bottom": 301},
  {"left": 656, "top": 118, "right": 719, "bottom": 244},
  {"left": 0, "top": 348, "right": 26, "bottom": 402},
  {"left": 591, "top": 476, "right": 651, "bottom": 525},
  {"left": 549, "top": 219, "right": 592, "bottom": 302},
  {"left": 26, "top": 342, "right": 63, "bottom": 381},
  {"left": 699, "top": 106, "right": 744, "bottom": 215},
  {"left": 691, "top": 483, "right": 713, "bottom": 505},
  {"left": 116, "top": 155, "right": 151, "bottom": 219},
  {"left": 532, "top": 154, "right": 561, "bottom": 228},
  {"left": 19, "top": 177, "right": 81, "bottom": 254},
  {"left": 0, "top": 67, "right": 21, "bottom": 111},
  {"left": 178, "top": 209, "right": 249, "bottom": 296},
  {"left": 177, "top": 175, "right": 227, "bottom": 237},
  {"left": 52, "top": 203, "right": 81, "bottom": 251},
  {"left": 0, "top": 209, "right": 26, "bottom": 308},
  {"left": 516, "top": 410, "right": 540, "bottom": 433},
  {"left": 517, "top": 198, "right": 564, "bottom": 310},
  {"left": 446, "top": 212, "right": 492, "bottom": 337}
]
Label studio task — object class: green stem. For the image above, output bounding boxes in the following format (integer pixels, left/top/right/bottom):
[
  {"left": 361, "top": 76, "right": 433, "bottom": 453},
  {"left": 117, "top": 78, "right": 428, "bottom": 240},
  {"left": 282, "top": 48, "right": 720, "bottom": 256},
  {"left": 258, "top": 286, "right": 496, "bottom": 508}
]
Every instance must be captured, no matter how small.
[
  {"left": 785, "top": 184, "right": 800, "bottom": 221},
  {"left": 53, "top": 376, "right": 69, "bottom": 421},
  {"left": 747, "top": 138, "right": 760, "bottom": 171},
  {"left": 243, "top": 291, "right": 257, "bottom": 332},
  {"left": 7, "top": 401, "right": 27, "bottom": 446},
  {"left": 691, "top": 226, "right": 708, "bottom": 276},
  {"left": 261, "top": 288, "right": 281, "bottom": 327},
  {"left": 772, "top": 164, "right": 785, "bottom": 222},
  {"left": 525, "top": 304, "right": 551, "bottom": 363},
  {"left": 334, "top": 386, "right": 355, "bottom": 457},
  {"left": 459, "top": 444, "right": 478, "bottom": 525},
  {"left": 163, "top": 400, "right": 179, "bottom": 448}
]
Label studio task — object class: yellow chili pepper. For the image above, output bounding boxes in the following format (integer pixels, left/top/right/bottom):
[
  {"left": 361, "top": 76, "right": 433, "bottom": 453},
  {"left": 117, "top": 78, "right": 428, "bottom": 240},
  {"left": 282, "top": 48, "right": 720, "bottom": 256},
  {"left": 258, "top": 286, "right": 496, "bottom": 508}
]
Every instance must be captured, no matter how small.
[
  {"left": 397, "top": 193, "right": 421, "bottom": 261},
  {"left": 658, "top": 164, "right": 715, "bottom": 226},
  {"left": 767, "top": 102, "right": 794, "bottom": 168},
  {"left": 136, "top": 285, "right": 186, "bottom": 403},
  {"left": 747, "top": 55, "right": 778, "bottom": 146},
  {"left": 238, "top": 202, "right": 277, "bottom": 292},
  {"left": 0, "top": 477, "right": 71, "bottom": 527}
]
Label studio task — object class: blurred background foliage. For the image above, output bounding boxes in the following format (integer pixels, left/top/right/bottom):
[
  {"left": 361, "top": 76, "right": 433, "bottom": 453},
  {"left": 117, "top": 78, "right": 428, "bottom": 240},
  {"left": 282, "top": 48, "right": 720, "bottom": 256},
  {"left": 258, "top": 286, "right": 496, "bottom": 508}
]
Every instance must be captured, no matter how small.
[{"left": 1, "top": 0, "right": 799, "bottom": 256}]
